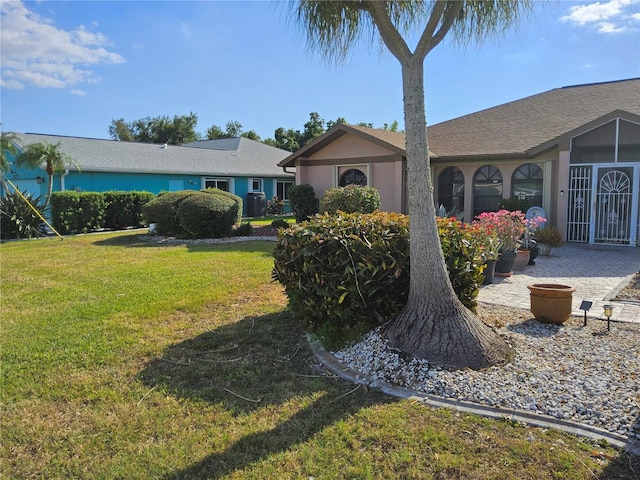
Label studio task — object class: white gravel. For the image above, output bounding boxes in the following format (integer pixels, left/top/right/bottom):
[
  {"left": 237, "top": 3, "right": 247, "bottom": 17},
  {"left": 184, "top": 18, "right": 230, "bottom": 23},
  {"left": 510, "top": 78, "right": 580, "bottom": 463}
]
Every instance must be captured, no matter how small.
[{"left": 332, "top": 305, "right": 640, "bottom": 439}]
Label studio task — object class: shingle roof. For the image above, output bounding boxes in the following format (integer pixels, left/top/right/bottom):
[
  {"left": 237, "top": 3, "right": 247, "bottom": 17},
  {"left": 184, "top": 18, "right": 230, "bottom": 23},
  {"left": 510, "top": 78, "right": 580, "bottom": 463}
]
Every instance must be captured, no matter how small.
[
  {"left": 13, "top": 134, "right": 293, "bottom": 178},
  {"left": 428, "top": 78, "right": 640, "bottom": 159},
  {"left": 278, "top": 78, "right": 640, "bottom": 167}
]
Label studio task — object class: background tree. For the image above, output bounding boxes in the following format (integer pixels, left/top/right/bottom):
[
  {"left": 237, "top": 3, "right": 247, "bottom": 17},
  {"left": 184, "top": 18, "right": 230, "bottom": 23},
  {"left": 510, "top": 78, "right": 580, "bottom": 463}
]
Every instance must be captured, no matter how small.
[
  {"left": 17, "top": 142, "right": 75, "bottom": 208},
  {"left": 295, "top": 0, "right": 533, "bottom": 369},
  {"left": 109, "top": 112, "right": 200, "bottom": 145}
]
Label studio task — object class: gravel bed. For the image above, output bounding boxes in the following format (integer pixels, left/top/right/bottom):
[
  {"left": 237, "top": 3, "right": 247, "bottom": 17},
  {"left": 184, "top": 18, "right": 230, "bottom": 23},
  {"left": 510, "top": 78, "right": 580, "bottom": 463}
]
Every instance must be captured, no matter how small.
[{"left": 332, "top": 304, "right": 640, "bottom": 439}]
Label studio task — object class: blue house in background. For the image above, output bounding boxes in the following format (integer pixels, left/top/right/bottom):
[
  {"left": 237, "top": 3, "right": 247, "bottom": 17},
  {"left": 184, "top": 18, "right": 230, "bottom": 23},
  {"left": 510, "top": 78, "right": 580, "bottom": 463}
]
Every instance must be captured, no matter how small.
[{"left": 3, "top": 133, "right": 295, "bottom": 216}]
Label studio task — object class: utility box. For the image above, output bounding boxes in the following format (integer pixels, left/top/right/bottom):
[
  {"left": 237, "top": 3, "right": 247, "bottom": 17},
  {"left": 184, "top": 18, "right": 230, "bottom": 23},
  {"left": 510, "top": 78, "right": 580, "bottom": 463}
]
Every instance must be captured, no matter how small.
[{"left": 247, "top": 192, "right": 266, "bottom": 217}]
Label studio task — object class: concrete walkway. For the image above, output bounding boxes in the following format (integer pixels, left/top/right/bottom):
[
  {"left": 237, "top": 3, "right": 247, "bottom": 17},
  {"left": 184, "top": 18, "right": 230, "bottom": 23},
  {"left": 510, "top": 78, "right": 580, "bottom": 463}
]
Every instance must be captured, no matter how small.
[{"left": 478, "top": 244, "right": 640, "bottom": 324}]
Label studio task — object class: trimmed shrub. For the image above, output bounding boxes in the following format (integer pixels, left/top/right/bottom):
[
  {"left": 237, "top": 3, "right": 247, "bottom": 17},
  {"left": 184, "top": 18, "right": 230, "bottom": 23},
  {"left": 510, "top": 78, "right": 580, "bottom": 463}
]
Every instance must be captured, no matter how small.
[
  {"left": 50, "top": 191, "right": 104, "bottom": 234},
  {"left": 177, "top": 192, "right": 237, "bottom": 238},
  {"left": 498, "top": 196, "right": 530, "bottom": 212},
  {"left": 104, "top": 191, "right": 155, "bottom": 229},
  {"left": 0, "top": 189, "right": 46, "bottom": 239},
  {"left": 288, "top": 184, "right": 319, "bottom": 223},
  {"left": 234, "top": 222, "right": 253, "bottom": 236},
  {"left": 273, "top": 212, "right": 410, "bottom": 348},
  {"left": 202, "top": 188, "right": 242, "bottom": 224},
  {"left": 142, "top": 190, "right": 196, "bottom": 235},
  {"left": 319, "top": 185, "right": 381, "bottom": 214},
  {"left": 77, "top": 192, "right": 105, "bottom": 233},
  {"left": 273, "top": 212, "right": 485, "bottom": 348},
  {"left": 271, "top": 219, "right": 289, "bottom": 229}
]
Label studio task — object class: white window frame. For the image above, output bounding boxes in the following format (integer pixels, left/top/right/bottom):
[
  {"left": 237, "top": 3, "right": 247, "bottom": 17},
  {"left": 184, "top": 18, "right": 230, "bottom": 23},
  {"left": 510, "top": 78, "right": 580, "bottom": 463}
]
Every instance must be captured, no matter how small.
[
  {"left": 274, "top": 179, "right": 295, "bottom": 202},
  {"left": 203, "top": 177, "right": 234, "bottom": 193},
  {"left": 250, "top": 178, "right": 263, "bottom": 192}
]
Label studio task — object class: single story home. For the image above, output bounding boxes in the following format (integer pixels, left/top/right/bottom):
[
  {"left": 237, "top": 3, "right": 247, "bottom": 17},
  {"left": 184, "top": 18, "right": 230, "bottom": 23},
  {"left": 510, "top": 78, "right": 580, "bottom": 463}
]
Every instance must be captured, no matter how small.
[
  {"left": 279, "top": 78, "right": 640, "bottom": 246},
  {"left": 3, "top": 134, "right": 294, "bottom": 216}
]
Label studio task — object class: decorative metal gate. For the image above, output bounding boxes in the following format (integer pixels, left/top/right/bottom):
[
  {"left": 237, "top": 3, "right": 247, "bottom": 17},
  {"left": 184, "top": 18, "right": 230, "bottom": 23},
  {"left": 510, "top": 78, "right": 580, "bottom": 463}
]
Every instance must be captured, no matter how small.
[
  {"left": 568, "top": 166, "right": 636, "bottom": 245},
  {"left": 594, "top": 168, "right": 633, "bottom": 245},
  {"left": 567, "top": 166, "right": 592, "bottom": 243}
]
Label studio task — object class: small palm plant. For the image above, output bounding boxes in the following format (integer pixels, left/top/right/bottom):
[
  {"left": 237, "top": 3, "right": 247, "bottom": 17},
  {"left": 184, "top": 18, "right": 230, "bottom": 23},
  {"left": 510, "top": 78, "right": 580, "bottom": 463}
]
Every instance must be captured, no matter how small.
[{"left": 16, "top": 141, "right": 76, "bottom": 209}]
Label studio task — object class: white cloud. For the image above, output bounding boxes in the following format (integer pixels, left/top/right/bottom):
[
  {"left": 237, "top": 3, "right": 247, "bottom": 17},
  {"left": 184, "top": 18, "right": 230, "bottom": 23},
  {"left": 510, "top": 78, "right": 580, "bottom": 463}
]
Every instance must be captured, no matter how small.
[
  {"left": 561, "top": 0, "right": 640, "bottom": 34},
  {"left": 71, "top": 89, "right": 87, "bottom": 96},
  {"left": 180, "top": 22, "right": 192, "bottom": 38},
  {"left": 0, "top": 1, "right": 125, "bottom": 90}
]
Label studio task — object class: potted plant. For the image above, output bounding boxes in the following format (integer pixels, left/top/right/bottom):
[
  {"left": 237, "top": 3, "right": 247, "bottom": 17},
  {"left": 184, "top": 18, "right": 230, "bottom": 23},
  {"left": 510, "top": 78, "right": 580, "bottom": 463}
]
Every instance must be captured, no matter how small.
[
  {"left": 516, "top": 215, "right": 546, "bottom": 267},
  {"left": 534, "top": 225, "right": 563, "bottom": 255},
  {"left": 473, "top": 210, "right": 526, "bottom": 277}
]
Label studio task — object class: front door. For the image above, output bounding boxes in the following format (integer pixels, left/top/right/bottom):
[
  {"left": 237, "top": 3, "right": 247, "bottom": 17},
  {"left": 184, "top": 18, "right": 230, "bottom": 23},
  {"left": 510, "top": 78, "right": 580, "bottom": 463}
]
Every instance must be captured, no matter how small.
[
  {"left": 593, "top": 167, "right": 636, "bottom": 245},
  {"left": 567, "top": 164, "right": 638, "bottom": 245}
]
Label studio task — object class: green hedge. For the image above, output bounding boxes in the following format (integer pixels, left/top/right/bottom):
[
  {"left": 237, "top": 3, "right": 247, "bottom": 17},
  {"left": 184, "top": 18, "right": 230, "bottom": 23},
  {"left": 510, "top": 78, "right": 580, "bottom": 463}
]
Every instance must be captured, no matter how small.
[
  {"left": 103, "top": 191, "right": 155, "bottom": 229},
  {"left": 51, "top": 191, "right": 105, "bottom": 234},
  {"left": 272, "top": 212, "right": 485, "bottom": 348},
  {"left": 51, "top": 190, "right": 156, "bottom": 235}
]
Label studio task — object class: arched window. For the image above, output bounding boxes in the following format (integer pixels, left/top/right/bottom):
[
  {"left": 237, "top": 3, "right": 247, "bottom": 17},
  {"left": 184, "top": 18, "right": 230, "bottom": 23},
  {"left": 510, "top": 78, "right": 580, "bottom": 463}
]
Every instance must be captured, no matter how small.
[
  {"left": 339, "top": 168, "right": 367, "bottom": 187},
  {"left": 473, "top": 165, "right": 503, "bottom": 218},
  {"left": 437, "top": 167, "right": 464, "bottom": 217},
  {"left": 512, "top": 164, "right": 543, "bottom": 207}
]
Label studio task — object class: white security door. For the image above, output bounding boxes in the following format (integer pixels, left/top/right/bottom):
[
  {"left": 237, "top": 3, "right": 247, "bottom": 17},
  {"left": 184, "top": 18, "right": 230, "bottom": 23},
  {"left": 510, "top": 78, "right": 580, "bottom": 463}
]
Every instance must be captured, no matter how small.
[{"left": 593, "top": 167, "right": 635, "bottom": 245}]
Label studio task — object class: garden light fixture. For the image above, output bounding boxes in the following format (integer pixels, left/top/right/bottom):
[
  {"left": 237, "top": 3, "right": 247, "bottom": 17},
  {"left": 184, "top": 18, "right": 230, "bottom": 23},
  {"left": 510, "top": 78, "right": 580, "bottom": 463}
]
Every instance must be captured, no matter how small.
[{"left": 603, "top": 304, "right": 614, "bottom": 331}]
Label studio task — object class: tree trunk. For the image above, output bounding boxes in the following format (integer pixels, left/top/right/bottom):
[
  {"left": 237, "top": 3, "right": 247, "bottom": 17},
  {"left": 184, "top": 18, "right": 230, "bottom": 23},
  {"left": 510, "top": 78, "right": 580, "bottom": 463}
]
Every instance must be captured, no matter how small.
[{"left": 384, "top": 58, "right": 511, "bottom": 370}]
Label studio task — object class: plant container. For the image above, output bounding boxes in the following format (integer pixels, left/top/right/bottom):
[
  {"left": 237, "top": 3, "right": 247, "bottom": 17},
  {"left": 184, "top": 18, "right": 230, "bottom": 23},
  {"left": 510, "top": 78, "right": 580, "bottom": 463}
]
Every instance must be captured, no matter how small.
[{"left": 527, "top": 283, "right": 576, "bottom": 324}]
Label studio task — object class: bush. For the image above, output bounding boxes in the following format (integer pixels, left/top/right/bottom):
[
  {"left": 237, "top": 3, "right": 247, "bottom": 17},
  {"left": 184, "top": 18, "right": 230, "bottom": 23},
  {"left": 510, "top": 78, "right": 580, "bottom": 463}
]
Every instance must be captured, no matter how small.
[
  {"left": 273, "top": 212, "right": 485, "bottom": 349},
  {"left": 234, "top": 222, "right": 253, "bottom": 236},
  {"left": 104, "top": 191, "right": 155, "bottom": 229},
  {"left": 50, "top": 191, "right": 105, "bottom": 234},
  {"left": 177, "top": 192, "right": 237, "bottom": 238},
  {"left": 202, "top": 188, "right": 242, "bottom": 224},
  {"left": 288, "top": 184, "right": 319, "bottom": 223},
  {"left": 273, "top": 212, "right": 410, "bottom": 348},
  {"left": 0, "top": 189, "right": 46, "bottom": 240},
  {"left": 498, "top": 196, "right": 530, "bottom": 212},
  {"left": 271, "top": 219, "right": 289, "bottom": 229},
  {"left": 142, "top": 190, "right": 196, "bottom": 235},
  {"left": 319, "top": 185, "right": 381, "bottom": 214},
  {"left": 266, "top": 196, "right": 285, "bottom": 216}
]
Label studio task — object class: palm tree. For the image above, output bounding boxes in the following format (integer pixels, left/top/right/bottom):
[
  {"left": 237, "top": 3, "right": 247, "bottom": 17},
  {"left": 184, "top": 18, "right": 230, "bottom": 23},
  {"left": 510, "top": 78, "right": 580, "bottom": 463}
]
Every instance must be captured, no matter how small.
[
  {"left": 1, "top": 131, "right": 21, "bottom": 174},
  {"left": 17, "top": 141, "right": 74, "bottom": 209},
  {"left": 294, "top": 1, "right": 533, "bottom": 369}
]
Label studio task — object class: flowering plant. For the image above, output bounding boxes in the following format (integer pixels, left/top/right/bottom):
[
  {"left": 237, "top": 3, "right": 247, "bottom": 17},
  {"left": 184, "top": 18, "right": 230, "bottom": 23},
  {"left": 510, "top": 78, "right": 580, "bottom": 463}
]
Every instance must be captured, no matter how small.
[
  {"left": 473, "top": 210, "right": 526, "bottom": 252},
  {"left": 464, "top": 223, "right": 502, "bottom": 261},
  {"left": 521, "top": 215, "right": 547, "bottom": 249}
]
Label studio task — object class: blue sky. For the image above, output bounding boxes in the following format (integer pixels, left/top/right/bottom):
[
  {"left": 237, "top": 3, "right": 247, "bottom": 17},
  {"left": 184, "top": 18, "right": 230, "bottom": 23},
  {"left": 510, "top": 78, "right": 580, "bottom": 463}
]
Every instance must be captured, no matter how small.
[{"left": 1, "top": 0, "right": 639, "bottom": 142}]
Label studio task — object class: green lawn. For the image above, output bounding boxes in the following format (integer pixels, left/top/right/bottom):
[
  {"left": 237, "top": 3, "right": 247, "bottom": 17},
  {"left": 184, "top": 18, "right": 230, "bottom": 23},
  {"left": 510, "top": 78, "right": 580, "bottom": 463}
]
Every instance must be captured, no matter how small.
[{"left": 1, "top": 231, "right": 637, "bottom": 479}]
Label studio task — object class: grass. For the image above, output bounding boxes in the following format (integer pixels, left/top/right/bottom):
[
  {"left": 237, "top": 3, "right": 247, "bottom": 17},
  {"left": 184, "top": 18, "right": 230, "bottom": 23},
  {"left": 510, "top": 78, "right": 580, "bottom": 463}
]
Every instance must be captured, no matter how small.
[
  {"left": 243, "top": 215, "right": 295, "bottom": 226},
  {"left": 1, "top": 231, "right": 638, "bottom": 479}
]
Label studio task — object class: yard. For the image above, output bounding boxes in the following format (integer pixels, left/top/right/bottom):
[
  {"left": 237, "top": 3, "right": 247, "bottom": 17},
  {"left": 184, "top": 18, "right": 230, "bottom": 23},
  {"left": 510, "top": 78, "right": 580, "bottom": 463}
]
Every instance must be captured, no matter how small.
[{"left": 1, "top": 231, "right": 637, "bottom": 479}]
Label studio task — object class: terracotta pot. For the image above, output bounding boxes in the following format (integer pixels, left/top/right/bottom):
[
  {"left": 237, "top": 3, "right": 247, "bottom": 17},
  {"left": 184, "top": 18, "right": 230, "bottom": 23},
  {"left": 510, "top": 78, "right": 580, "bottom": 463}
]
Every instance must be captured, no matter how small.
[
  {"left": 527, "top": 283, "right": 576, "bottom": 324},
  {"left": 495, "top": 251, "right": 517, "bottom": 277}
]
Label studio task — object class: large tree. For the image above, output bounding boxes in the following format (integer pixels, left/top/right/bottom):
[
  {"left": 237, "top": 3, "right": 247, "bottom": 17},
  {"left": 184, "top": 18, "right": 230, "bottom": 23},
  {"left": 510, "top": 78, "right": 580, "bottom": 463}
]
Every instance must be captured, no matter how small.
[
  {"left": 295, "top": 1, "right": 532, "bottom": 369},
  {"left": 109, "top": 112, "right": 200, "bottom": 145},
  {"left": 17, "top": 142, "right": 74, "bottom": 209}
]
